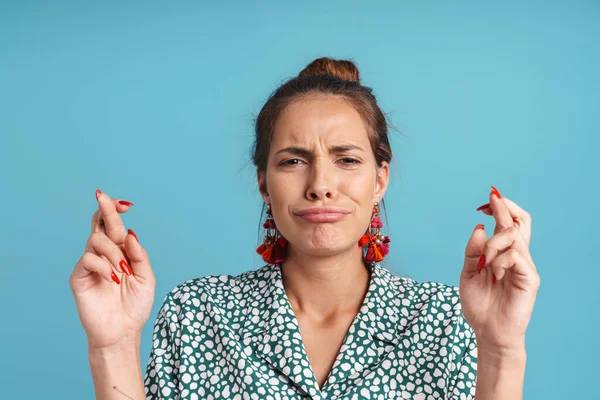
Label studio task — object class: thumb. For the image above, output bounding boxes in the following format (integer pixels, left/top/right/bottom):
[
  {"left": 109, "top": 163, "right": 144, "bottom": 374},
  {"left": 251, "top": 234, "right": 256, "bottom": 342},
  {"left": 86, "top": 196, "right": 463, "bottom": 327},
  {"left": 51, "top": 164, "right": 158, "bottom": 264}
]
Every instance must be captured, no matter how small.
[
  {"left": 463, "top": 224, "right": 487, "bottom": 273},
  {"left": 123, "top": 229, "right": 154, "bottom": 281}
]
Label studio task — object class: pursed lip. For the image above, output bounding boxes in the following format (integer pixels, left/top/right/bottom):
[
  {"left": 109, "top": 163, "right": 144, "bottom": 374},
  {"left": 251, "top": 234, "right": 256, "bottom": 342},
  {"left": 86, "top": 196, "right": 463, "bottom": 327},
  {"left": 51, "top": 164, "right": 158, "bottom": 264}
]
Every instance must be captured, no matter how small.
[
  {"left": 293, "top": 207, "right": 350, "bottom": 223},
  {"left": 294, "top": 207, "right": 351, "bottom": 216}
]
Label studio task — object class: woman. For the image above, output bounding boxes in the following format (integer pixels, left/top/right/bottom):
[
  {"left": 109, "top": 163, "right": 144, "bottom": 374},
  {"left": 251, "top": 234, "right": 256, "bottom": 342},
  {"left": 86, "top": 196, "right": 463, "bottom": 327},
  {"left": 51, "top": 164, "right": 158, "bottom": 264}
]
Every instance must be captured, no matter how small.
[{"left": 70, "top": 57, "right": 540, "bottom": 400}]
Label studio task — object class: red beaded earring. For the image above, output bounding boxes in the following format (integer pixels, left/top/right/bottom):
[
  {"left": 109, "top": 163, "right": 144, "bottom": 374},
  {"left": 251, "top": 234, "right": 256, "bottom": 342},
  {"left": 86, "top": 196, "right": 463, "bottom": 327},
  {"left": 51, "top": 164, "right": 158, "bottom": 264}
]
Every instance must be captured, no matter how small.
[
  {"left": 256, "top": 204, "right": 288, "bottom": 264},
  {"left": 358, "top": 202, "right": 391, "bottom": 262}
]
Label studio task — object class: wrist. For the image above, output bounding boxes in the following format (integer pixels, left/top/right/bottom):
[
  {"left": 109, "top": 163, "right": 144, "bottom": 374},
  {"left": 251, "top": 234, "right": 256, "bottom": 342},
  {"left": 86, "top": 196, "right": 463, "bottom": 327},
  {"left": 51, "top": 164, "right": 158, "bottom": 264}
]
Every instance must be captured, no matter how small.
[
  {"left": 477, "top": 342, "right": 527, "bottom": 368},
  {"left": 87, "top": 336, "right": 145, "bottom": 400},
  {"left": 88, "top": 336, "right": 141, "bottom": 360},
  {"left": 474, "top": 343, "right": 527, "bottom": 400},
  {"left": 475, "top": 332, "right": 526, "bottom": 354}
]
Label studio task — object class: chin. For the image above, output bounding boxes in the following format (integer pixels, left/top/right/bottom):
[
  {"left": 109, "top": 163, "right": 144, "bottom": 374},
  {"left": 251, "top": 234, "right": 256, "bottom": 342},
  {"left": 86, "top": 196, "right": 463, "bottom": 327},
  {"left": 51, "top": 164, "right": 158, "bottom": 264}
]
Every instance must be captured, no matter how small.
[
  {"left": 283, "top": 223, "right": 359, "bottom": 255},
  {"left": 303, "top": 224, "right": 357, "bottom": 254}
]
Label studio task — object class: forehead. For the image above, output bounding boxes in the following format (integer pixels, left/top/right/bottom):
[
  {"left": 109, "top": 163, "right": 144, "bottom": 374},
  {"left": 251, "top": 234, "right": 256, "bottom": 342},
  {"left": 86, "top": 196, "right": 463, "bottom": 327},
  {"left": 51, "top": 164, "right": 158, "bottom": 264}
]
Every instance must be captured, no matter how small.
[{"left": 271, "top": 96, "right": 369, "bottom": 146}]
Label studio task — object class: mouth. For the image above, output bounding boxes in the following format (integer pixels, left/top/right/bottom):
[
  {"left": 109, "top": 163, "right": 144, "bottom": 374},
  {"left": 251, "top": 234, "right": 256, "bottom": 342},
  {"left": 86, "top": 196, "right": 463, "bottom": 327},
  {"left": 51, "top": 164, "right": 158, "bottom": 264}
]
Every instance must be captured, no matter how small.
[{"left": 294, "top": 207, "right": 350, "bottom": 223}]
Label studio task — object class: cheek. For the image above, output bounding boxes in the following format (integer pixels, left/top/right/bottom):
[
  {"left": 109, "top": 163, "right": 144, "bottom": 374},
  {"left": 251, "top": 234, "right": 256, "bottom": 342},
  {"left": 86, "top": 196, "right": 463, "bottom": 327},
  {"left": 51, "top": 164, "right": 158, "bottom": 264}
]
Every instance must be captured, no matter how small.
[
  {"left": 267, "top": 172, "right": 303, "bottom": 199},
  {"left": 344, "top": 172, "right": 376, "bottom": 201}
]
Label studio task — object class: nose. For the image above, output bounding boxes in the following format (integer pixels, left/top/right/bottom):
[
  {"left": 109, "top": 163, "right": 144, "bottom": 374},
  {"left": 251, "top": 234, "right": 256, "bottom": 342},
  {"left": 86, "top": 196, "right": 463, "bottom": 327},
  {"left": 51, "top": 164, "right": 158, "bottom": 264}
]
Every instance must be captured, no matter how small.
[{"left": 305, "top": 159, "right": 336, "bottom": 201}]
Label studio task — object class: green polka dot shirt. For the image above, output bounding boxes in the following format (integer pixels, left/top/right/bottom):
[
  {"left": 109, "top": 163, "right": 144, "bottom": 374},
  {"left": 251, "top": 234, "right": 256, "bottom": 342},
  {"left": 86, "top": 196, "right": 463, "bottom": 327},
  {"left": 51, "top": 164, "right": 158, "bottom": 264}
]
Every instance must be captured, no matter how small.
[{"left": 143, "top": 262, "right": 478, "bottom": 399}]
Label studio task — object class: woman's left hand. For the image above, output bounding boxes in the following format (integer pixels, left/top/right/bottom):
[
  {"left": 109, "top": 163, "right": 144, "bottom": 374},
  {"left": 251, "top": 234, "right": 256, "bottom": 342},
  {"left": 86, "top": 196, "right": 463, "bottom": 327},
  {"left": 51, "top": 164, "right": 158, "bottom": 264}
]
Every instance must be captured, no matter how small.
[{"left": 460, "top": 186, "right": 541, "bottom": 353}]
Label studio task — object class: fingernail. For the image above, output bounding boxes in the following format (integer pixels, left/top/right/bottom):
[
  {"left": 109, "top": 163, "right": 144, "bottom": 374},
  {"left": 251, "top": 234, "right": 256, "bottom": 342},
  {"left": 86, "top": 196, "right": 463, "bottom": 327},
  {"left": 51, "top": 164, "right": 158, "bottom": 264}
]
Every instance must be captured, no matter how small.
[
  {"left": 492, "top": 273, "right": 497, "bottom": 285},
  {"left": 95, "top": 189, "right": 102, "bottom": 201},
  {"left": 118, "top": 200, "right": 134, "bottom": 206},
  {"left": 477, "top": 254, "right": 486, "bottom": 271},
  {"left": 476, "top": 203, "right": 491, "bottom": 211},
  {"left": 120, "top": 259, "right": 133, "bottom": 276},
  {"left": 128, "top": 229, "right": 139, "bottom": 243},
  {"left": 473, "top": 224, "right": 485, "bottom": 233},
  {"left": 491, "top": 185, "right": 502, "bottom": 199},
  {"left": 111, "top": 271, "right": 121, "bottom": 285}
]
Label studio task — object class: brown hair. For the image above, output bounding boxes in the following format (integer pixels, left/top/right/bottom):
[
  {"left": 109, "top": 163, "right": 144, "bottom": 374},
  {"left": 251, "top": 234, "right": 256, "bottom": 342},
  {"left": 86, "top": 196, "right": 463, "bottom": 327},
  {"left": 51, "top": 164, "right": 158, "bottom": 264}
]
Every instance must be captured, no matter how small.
[{"left": 252, "top": 57, "right": 394, "bottom": 172}]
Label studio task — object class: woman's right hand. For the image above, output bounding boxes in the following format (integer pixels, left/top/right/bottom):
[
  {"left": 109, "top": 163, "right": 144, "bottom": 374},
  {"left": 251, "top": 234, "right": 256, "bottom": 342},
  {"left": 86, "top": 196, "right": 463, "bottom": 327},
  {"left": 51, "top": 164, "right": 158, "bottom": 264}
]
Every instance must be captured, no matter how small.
[{"left": 69, "top": 189, "right": 156, "bottom": 351}]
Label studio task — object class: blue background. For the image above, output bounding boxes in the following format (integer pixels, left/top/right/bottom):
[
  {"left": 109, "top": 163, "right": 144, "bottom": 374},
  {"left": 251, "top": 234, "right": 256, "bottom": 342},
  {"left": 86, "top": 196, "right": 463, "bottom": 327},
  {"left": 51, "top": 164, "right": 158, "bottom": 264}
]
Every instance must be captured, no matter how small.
[{"left": 1, "top": 1, "right": 598, "bottom": 398}]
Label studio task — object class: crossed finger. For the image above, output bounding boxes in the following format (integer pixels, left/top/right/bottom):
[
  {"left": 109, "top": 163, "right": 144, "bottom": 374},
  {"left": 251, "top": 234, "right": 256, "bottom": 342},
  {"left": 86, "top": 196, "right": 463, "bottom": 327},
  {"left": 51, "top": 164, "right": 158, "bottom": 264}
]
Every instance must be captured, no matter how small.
[
  {"left": 477, "top": 187, "right": 532, "bottom": 246},
  {"left": 94, "top": 189, "right": 133, "bottom": 244},
  {"left": 488, "top": 186, "right": 513, "bottom": 235}
]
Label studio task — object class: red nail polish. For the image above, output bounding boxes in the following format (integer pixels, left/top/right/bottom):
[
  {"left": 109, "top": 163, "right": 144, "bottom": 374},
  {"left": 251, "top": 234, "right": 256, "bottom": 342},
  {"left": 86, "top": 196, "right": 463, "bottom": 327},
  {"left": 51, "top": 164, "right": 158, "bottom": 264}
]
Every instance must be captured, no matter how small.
[
  {"left": 128, "top": 229, "right": 139, "bottom": 243},
  {"left": 473, "top": 224, "right": 485, "bottom": 233},
  {"left": 120, "top": 260, "right": 132, "bottom": 276},
  {"left": 111, "top": 271, "right": 121, "bottom": 285},
  {"left": 492, "top": 273, "right": 497, "bottom": 285},
  {"left": 476, "top": 203, "right": 491, "bottom": 211},
  {"left": 477, "top": 254, "right": 486, "bottom": 271},
  {"left": 118, "top": 200, "right": 134, "bottom": 206},
  {"left": 96, "top": 189, "right": 102, "bottom": 201},
  {"left": 491, "top": 186, "right": 502, "bottom": 199}
]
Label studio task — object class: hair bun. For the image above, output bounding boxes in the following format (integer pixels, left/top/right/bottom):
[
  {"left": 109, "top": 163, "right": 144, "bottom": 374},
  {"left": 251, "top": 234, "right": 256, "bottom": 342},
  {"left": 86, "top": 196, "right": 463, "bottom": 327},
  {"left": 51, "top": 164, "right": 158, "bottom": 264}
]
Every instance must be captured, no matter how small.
[{"left": 298, "top": 57, "right": 360, "bottom": 84}]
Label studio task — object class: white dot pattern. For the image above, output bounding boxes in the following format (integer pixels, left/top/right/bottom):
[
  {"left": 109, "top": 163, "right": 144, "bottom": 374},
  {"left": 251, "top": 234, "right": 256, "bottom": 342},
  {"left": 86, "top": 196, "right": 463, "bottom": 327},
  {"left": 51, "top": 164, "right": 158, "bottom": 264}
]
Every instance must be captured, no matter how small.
[{"left": 143, "top": 263, "right": 478, "bottom": 399}]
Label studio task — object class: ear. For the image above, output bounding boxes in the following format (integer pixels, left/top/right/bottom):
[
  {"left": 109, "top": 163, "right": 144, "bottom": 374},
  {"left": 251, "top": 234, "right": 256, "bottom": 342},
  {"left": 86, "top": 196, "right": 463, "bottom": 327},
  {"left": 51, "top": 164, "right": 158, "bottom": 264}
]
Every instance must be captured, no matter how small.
[
  {"left": 373, "top": 161, "right": 390, "bottom": 203},
  {"left": 257, "top": 169, "right": 270, "bottom": 204}
]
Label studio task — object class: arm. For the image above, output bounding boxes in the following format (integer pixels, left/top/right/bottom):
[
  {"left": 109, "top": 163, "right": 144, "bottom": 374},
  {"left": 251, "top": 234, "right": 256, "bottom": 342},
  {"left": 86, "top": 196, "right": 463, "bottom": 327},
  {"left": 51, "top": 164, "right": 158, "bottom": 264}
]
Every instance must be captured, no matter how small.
[
  {"left": 474, "top": 343, "right": 527, "bottom": 400},
  {"left": 88, "top": 337, "right": 146, "bottom": 400},
  {"left": 459, "top": 191, "right": 539, "bottom": 400}
]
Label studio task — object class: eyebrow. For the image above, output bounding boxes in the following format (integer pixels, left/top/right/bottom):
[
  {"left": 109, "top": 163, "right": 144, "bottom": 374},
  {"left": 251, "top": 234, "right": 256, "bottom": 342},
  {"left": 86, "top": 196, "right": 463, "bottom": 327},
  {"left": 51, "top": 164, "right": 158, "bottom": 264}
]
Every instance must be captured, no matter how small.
[{"left": 274, "top": 145, "right": 365, "bottom": 156}]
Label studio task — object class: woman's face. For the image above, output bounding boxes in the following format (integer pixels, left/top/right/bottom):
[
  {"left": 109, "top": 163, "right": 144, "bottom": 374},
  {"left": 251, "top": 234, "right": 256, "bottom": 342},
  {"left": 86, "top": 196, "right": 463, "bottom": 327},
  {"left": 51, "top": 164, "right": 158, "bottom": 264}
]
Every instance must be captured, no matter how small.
[{"left": 257, "top": 95, "right": 389, "bottom": 258}]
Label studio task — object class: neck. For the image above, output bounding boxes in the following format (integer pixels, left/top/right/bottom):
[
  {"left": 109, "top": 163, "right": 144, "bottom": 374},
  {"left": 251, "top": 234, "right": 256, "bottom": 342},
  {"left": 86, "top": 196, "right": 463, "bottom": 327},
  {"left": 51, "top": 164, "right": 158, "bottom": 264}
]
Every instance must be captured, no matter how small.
[{"left": 280, "top": 244, "right": 371, "bottom": 321}]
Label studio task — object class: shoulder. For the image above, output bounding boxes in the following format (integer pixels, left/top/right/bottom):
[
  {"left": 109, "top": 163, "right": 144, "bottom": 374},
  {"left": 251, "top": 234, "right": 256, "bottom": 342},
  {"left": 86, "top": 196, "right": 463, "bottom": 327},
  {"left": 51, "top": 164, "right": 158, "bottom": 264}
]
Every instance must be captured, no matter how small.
[
  {"left": 156, "top": 264, "right": 272, "bottom": 313},
  {"left": 384, "top": 267, "right": 473, "bottom": 333},
  {"left": 386, "top": 268, "right": 462, "bottom": 308}
]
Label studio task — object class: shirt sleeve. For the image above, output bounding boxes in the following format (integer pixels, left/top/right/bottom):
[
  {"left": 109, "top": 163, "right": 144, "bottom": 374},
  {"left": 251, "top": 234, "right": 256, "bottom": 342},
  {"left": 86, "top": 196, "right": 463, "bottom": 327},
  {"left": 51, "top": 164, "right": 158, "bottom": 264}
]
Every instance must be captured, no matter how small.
[
  {"left": 445, "top": 312, "right": 478, "bottom": 400},
  {"left": 143, "top": 291, "right": 182, "bottom": 400}
]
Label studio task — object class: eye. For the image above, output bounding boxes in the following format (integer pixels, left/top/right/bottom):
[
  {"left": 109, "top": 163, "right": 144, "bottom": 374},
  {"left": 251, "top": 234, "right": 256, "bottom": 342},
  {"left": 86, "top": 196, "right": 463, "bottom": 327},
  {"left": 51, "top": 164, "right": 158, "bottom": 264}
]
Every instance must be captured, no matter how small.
[
  {"left": 280, "top": 158, "right": 303, "bottom": 166},
  {"left": 340, "top": 157, "right": 360, "bottom": 164}
]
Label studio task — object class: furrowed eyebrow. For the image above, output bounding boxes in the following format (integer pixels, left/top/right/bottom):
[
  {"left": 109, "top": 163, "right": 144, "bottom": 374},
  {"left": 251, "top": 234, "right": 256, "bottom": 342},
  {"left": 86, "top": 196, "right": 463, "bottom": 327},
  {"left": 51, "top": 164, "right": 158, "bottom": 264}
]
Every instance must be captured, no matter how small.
[
  {"left": 274, "top": 145, "right": 365, "bottom": 156},
  {"left": 274, "top": 147, "right": 312, "bottom": 157},
  {"left": 329, "top": 145, "right": 364, "bottom": 153}
]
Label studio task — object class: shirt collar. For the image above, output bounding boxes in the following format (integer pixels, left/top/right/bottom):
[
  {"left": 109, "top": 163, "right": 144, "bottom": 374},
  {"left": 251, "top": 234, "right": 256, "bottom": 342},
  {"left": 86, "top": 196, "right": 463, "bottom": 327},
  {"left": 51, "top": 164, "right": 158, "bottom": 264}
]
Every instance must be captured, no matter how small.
[
  {"left": 240, "top": 262, "right": 413, "bottom": 396},
  {"left": 240, "top": 262, "right": 403, "bottom": 340}
]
